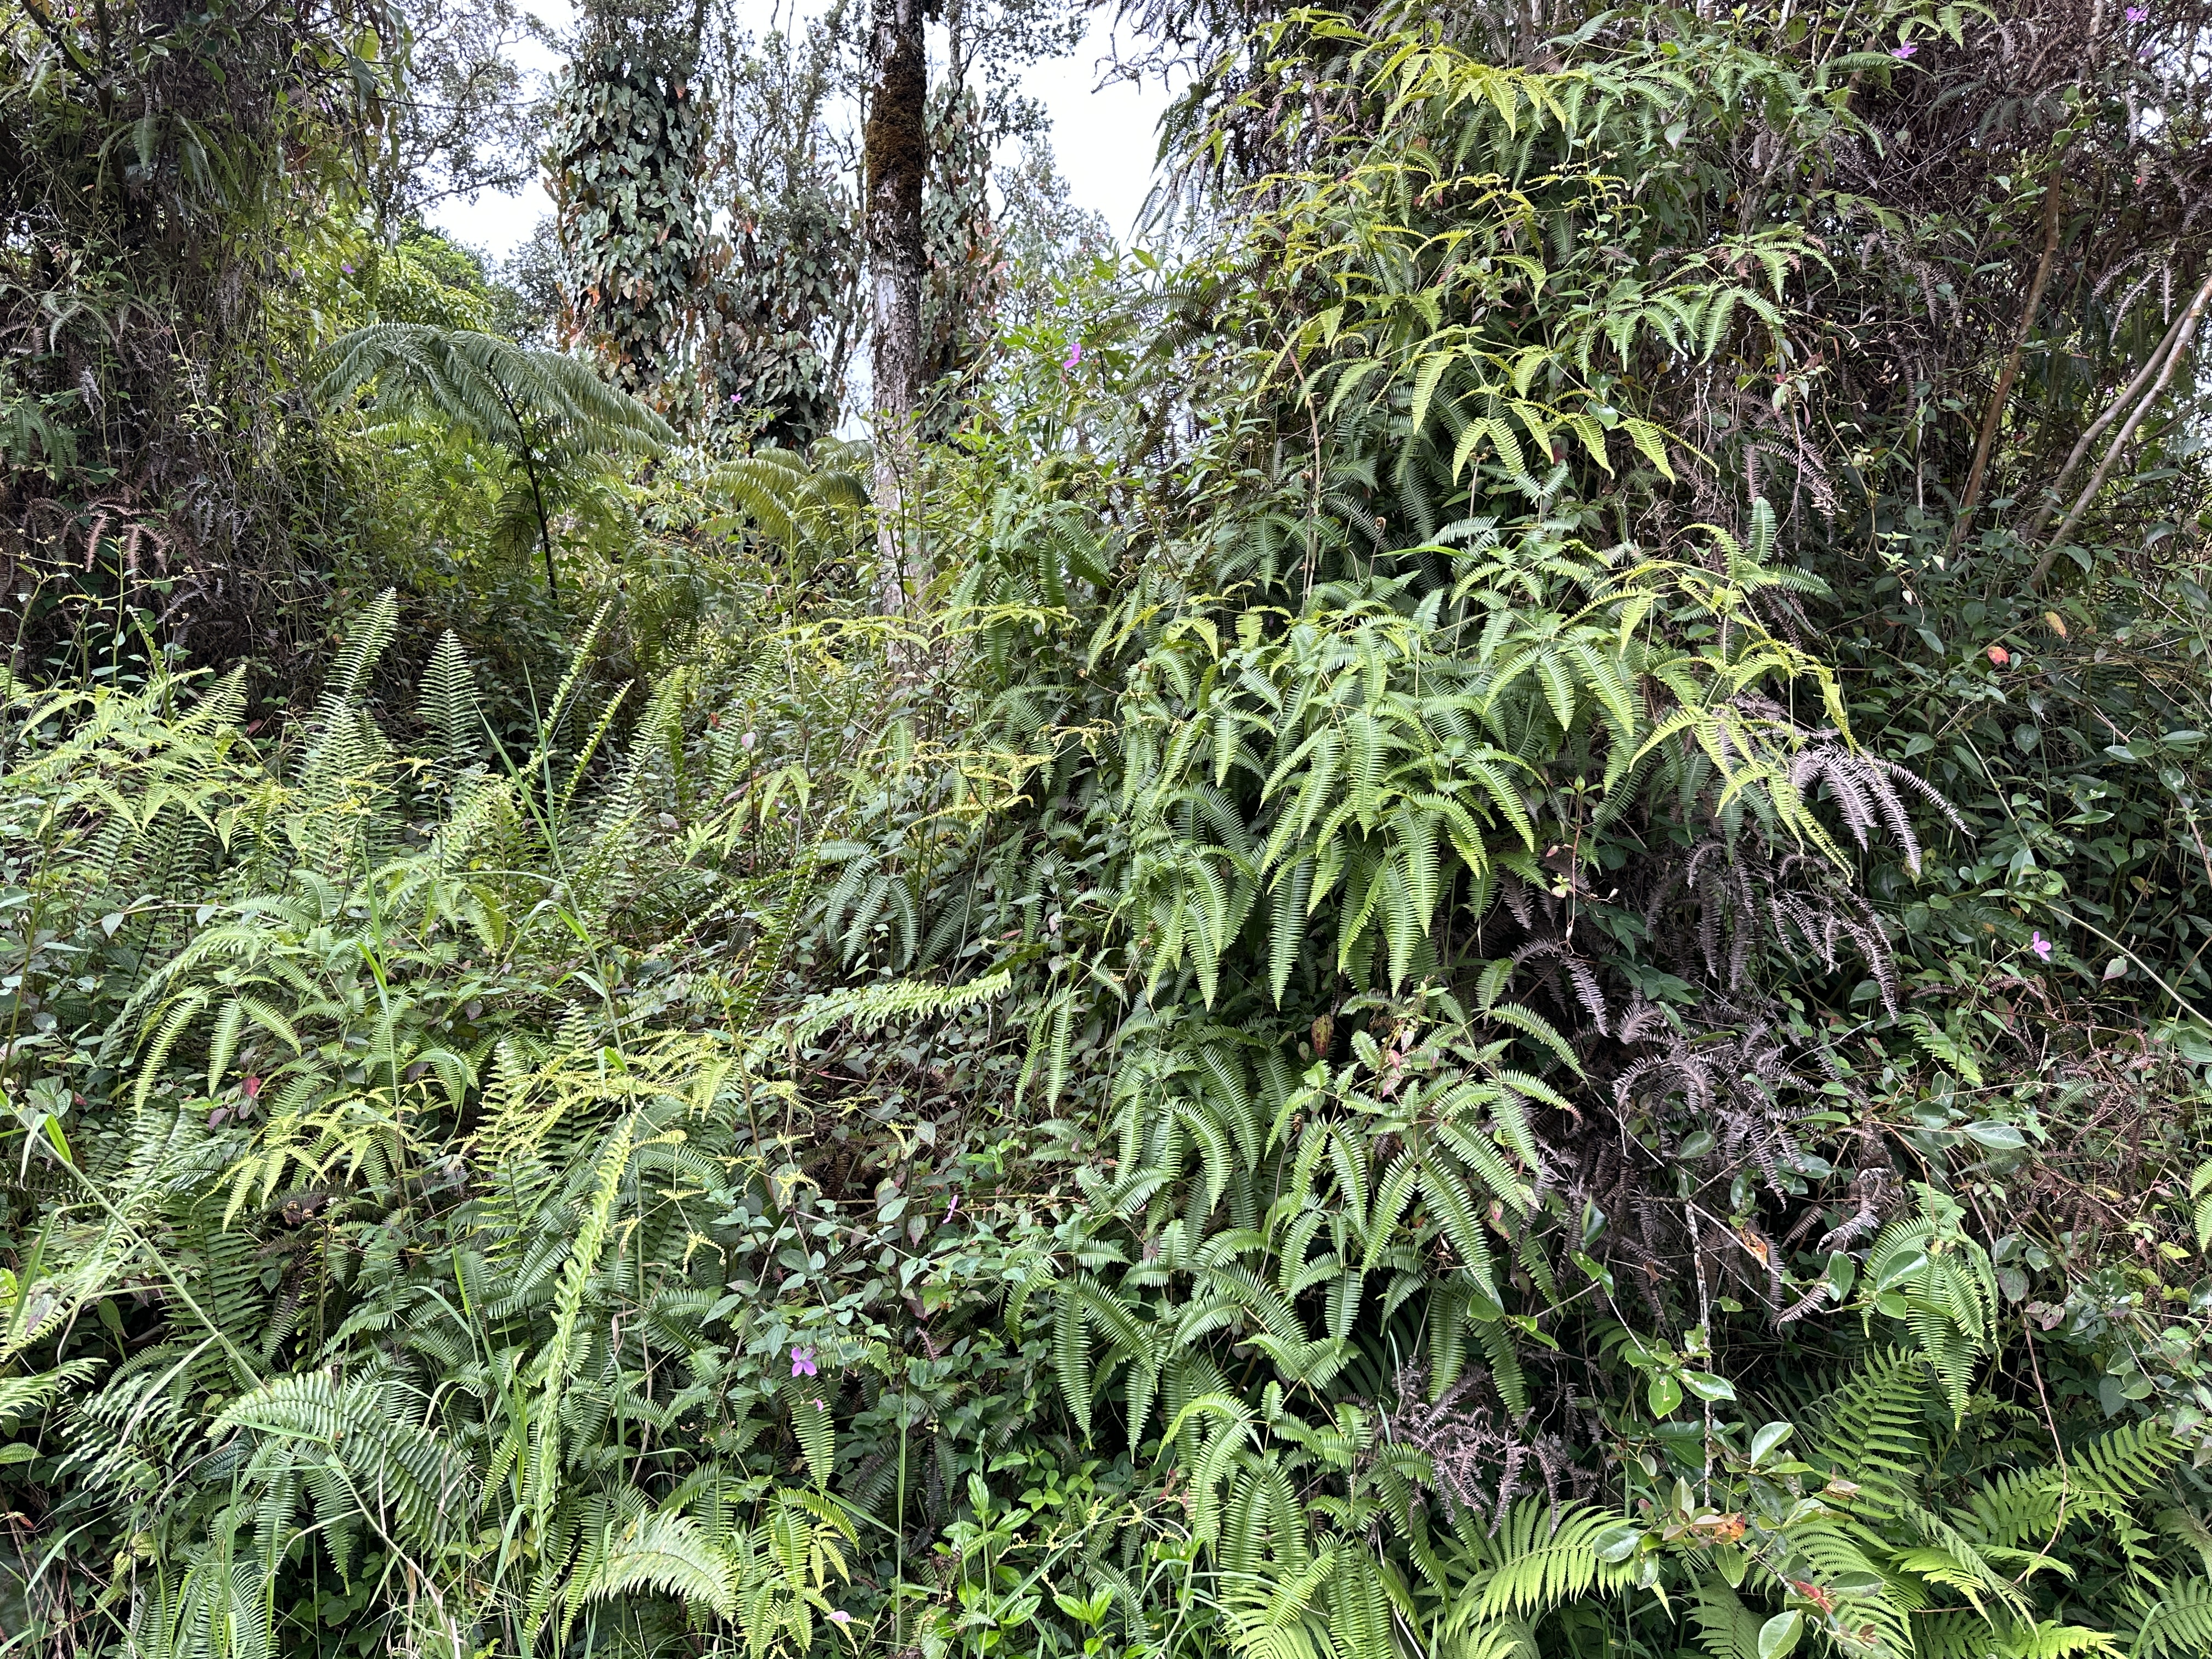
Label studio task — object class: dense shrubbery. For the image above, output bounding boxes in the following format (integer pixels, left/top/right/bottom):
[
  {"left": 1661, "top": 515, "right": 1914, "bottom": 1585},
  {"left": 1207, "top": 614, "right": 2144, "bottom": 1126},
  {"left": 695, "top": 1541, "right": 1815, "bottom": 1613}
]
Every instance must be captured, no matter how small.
[{"left": 8, "top": 1, "right": 2212, "bottom": 1656}]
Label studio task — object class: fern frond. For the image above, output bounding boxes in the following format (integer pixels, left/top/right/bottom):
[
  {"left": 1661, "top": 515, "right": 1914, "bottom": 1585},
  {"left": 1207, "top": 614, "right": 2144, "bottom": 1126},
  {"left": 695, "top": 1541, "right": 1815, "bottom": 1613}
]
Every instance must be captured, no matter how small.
[{"left": 1470, "top": 1502, "right": 1623, "bottom": 1620}]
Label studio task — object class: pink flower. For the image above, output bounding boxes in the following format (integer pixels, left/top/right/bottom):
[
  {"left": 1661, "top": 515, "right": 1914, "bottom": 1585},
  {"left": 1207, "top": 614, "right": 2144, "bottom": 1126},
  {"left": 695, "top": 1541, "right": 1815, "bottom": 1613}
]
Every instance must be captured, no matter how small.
[
  {"left": 790, "top": 1345, "right": 817, "bottom": 1378},
  {"left": 1892, "top": 42, "right": 1918, "bottom": 57},
  {"left": 829, "top": 1610, "right": 851, "bottom": 1625},
  {"left": 2031, "top": 932, "right": 2053, "bottom": 962},
  {"left": 1062, "top": 342, "right": 1082, "bottom": 370},
  {"left": 946, "top": 1193, "right": 958, "bottom": 1218},
  {"left": 2126, "top": 5, "right": 2148, "bottom": 20}
]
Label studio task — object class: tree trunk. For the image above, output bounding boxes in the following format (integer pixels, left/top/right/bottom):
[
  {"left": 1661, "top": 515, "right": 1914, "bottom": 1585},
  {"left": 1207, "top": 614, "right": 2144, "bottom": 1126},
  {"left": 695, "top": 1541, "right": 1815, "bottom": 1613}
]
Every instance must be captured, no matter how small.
[{"left": 865, "top": 0, "right": 927, "bottom": 620}]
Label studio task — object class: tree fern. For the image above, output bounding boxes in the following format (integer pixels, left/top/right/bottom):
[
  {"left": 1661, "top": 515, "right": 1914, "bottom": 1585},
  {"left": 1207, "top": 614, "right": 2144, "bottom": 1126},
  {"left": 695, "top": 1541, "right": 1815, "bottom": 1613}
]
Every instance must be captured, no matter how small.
[
  {"left": 317, "top": 325, "right": 673, "bottom": 596},
  {"left": 704, "top": 441, "right": 870, "bottom": 572}
]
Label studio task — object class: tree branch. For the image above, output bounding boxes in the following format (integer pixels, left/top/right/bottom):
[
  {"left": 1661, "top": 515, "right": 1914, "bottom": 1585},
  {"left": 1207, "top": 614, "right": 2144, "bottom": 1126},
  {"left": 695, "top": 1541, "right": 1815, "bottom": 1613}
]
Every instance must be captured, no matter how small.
[
  {"left": 14, "top": 0, "right": 99, "bottom": 78},
  {"left": 2030, "top": 267, "right": 2212, "bottom": 589},
  {"left": 2023, "top": 289, "right": 2197, "bottom": 543},
  {"left": 1950, "top": 179, "right": 2064, "bottom": 554}
]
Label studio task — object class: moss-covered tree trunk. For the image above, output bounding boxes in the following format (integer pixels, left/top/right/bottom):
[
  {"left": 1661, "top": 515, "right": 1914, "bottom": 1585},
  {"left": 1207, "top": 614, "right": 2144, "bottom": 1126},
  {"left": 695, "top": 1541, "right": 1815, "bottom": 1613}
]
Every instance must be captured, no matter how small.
[{"left": 865, "top": 0, "right": 928, "bottom": 619}]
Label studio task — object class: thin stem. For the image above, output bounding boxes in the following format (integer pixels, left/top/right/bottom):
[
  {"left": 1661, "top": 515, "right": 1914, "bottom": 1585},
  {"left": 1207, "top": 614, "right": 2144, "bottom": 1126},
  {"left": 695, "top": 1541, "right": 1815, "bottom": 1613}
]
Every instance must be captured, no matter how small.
[
  {"left": 486, "top": 367, "right": 560, "bottom": 601},
  {"left": 2022, "top": 287, "right": 2197, "bottom": 543},
  {"left": 2036, "top": 902, "right": 2212, "bottom": 1028},
  {"left": 894, "top": 1374, "right": 909, "bottom": 1654},
  {"left": 2032, "top": 268, "right": 2212, "bottom": 587},
  {"left": 1951, "top": 178, "right": 2064, "bottom": 554}
]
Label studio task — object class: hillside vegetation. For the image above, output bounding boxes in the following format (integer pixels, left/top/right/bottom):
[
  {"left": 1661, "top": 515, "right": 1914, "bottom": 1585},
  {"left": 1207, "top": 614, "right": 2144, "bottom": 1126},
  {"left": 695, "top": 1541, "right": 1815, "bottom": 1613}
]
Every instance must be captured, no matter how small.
[{"left": 7, "top": 1, "right": 2212, "bottom": 1656}]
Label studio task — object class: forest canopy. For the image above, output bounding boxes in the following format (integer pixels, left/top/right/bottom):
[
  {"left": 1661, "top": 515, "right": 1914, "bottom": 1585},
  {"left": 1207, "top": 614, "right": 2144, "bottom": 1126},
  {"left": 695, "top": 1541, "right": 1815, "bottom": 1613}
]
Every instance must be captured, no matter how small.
[{"left": 6, "top": 1, "right": 2212, "bottom": 1657}]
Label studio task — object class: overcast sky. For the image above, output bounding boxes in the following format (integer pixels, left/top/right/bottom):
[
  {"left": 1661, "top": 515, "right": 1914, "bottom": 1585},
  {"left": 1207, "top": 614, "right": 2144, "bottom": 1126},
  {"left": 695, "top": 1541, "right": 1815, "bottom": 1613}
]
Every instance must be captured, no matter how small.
[{"left": 426, "top": 4, "right": 1179, "bottom": 261}]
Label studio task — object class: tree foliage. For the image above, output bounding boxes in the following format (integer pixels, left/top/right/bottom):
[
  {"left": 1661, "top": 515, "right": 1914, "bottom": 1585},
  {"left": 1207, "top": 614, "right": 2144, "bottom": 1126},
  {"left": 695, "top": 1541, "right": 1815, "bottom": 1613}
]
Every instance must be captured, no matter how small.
[
  {"left": 0, "top": 0, "right": 388, "bottom": 673},
  {"left": 551, "top": 8, "right": 716, "bottom": 407}
]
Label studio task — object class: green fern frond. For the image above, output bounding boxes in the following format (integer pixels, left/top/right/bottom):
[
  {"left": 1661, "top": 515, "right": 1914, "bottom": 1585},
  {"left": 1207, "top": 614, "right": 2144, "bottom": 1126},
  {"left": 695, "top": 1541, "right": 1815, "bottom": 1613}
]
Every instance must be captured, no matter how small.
[
  {"left": 317, "top": 324, "right": 674, "bottom": 454},
  {"left": 419, "top": 629, "right": 486, "bottom": 776},
  {"left": 2131, "top": 1578, "right": 2212, "bottom": 1659},
  {"left": 785, "top": 967, "right": 1012, "bottom": 1046},
  {"left": 1689, "top": 1576, "right": 1767, "bottom": 1659},
  {"left": 785, "top": 1377, "right": 836, "bottom": 1488},
  {"left": 1469, "top": 1501, "right": 1624, "bottom": 1621},
  {"left": 218, "top": 1373, "right": 473, "bottom": 1555}
]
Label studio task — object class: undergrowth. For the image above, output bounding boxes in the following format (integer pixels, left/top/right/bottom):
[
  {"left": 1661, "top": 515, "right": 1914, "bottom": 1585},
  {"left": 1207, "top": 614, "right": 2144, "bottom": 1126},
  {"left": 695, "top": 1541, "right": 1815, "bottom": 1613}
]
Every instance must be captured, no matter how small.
[{"left": 8, "top": 1, "right": 2212, "bottom": 1657}]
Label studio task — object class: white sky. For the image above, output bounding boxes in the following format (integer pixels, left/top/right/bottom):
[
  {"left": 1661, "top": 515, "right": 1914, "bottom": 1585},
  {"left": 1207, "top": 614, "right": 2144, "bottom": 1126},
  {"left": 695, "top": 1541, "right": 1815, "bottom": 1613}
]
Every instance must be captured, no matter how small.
[{"left": 426, "top": 4, "right": 1178, "bottom": 260}]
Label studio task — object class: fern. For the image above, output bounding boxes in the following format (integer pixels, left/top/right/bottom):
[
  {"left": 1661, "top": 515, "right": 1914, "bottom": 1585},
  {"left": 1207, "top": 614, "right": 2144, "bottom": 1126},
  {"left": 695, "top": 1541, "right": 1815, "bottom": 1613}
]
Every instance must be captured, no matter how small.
[
  {"left": 1466, "top": 1500, "right": 1629, "bottom": 1621},
  {"left": 785, "top": 1375, "right": 836, "bottom": 1489},
  {"left": 563, "top": 1506, "right": 737, "bottom": 1626},
  {"left": 0, "top": 1356, "right": 103, "bottom": 1430},
  {"left": 317, "top": 324, "right": 673, "bottom": 595},
  {"left": 218, "top": 1373, "right": 474, "bottom": 1557},
  {"left": 1861, "top": 1187, "right": 1999, "bottom": 1423},
  {"left": 419, "top": 629, "right": 487, "bottom": 782},
  {"left": 1801, "top": 1349, "right": 1930, "bottom": 1519},
  {"left": 1689, "top": 1577, "right": 1768, "bottom": 1659},
  {"left": 782, "top": 965, "right": 1012, "bottom": 1046},
  {"left": 2131, "top": 1579, "right": 2212, "bottom": 1659}
]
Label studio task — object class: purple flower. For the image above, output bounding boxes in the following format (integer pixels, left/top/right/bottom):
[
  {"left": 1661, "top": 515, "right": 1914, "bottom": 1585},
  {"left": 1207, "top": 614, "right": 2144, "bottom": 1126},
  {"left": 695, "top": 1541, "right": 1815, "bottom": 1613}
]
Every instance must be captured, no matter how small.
[
  {"left": 341, "top": 262, "right": 354, "bottom": 274},
  {"left": 790, "top": 1345, "right": 817, "bottom": 1378},
  {"left": 1062, "top": 341, "right": 1082, "bottom": 370},
  {"left": 2031, "top": 932, "right": 2053, "bottom": 962},
  {"left": 1892, "top": 42, "right": 1918, "bottom": 58},
  {"left": 946, "top": 1193, "right": 958, "bottom": 1218},
  {"left": 829, "top": 1610, "right": 851, "bottom": 1625},
  {"left": 2126, "top": 5, "right": 2148, "bottom": 20},
  {"left": 729, "top": 392, "right": 741, "bottom": 404}
]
